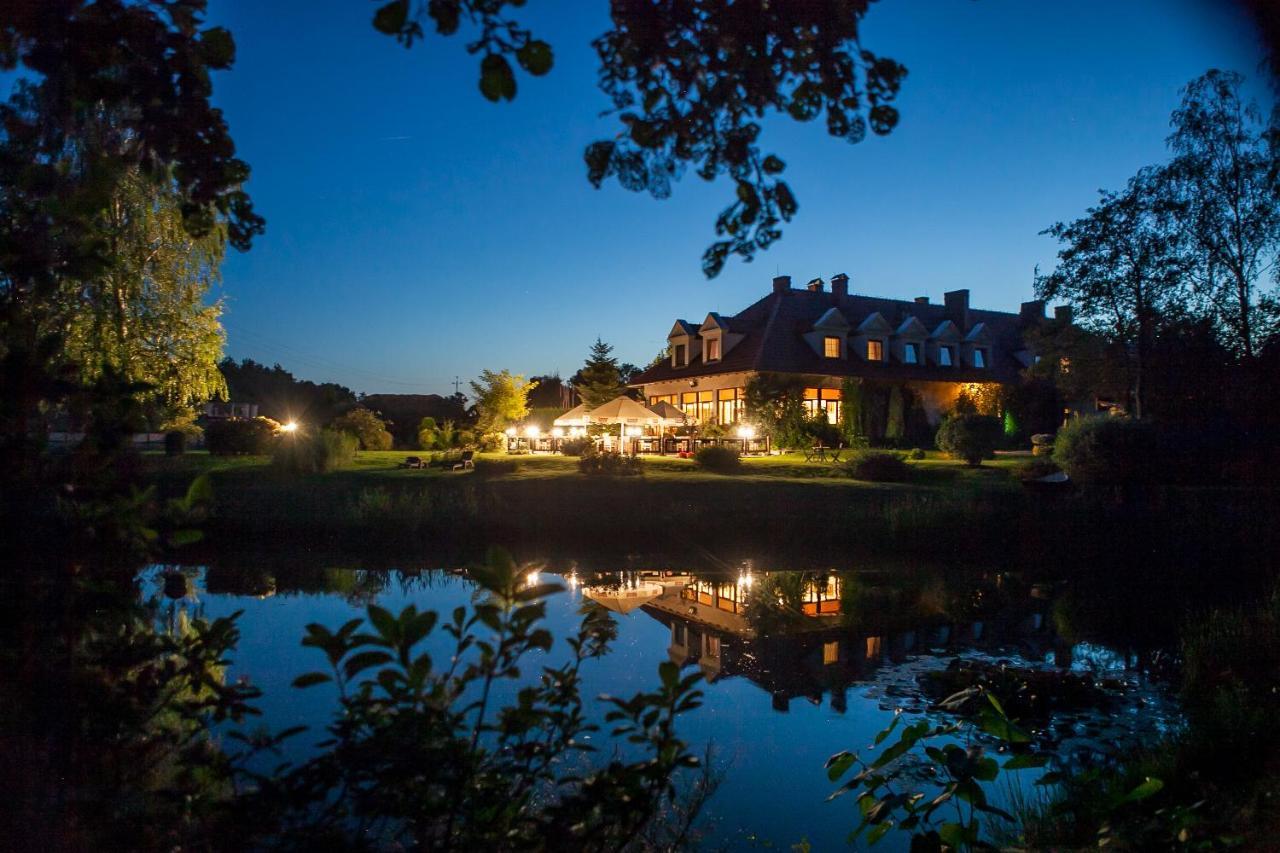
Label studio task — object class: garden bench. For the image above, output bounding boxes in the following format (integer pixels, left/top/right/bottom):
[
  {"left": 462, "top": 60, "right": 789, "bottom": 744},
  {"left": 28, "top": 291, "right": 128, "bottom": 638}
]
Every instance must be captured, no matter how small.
[
  {"left": 452, "top": 450, "right": 475, "bottom": 470},
  {"left": 399, "top": 456, "right": 425, "bottom": 469}
]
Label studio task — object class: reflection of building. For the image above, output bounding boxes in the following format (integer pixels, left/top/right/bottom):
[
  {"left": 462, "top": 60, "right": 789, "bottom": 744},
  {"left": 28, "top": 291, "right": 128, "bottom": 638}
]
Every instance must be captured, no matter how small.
[
  {"left": 202, "top": 400, "right": 259, "bottom": 420},
  {"left": 634, "top": 572, "right": 1048, "bottom": 713}
]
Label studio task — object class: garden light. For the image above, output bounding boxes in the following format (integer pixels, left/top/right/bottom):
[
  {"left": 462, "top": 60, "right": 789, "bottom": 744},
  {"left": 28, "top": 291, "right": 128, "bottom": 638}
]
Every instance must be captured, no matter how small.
[
  {"left": 505, "top": 427, "right": 517, "bottom": 437},
  {"left": 525, "top": 425, "right": 541, "bottom": 438},
  {"left": 552, "top": 427, "right": 565, "bottom": 438},
  {"left": 736, "top": 425, "right": 755, "bottom": 439},
  {"left": 280, "top": 421, "right": 298, "bottom": 433}
]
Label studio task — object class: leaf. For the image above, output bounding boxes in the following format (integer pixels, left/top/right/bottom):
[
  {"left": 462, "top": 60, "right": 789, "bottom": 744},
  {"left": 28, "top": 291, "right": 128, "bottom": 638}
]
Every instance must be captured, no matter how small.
[
  {"left": 761, "top": 154, "right": 786, "bottom": 174},
  {"left": 515, "top": 39, "right": 553, "bottom": 76},
  {"left": 873, "top": 715, "right": 900, "bottom": 746},
  {"left": 292, "top": 672, "right": 331, "bottom": 689},
  {"left": 480, "top": 54, "right": 516, "bottom": 102},
  {"left": 344, "top": 650, "right": 393, "bottom": 680},
  {"left": 1004, "top": 753, "right": 1049, "bottom": 771},
  {"left": 1120, "top": 777, "right": 1164, "bottom": 804},
  {"left": 184, "top": 473, "right": 214, "bottom": 507},
  {"left": 373, "top": 0, "right": 409, "bottom": 34},
  {"left": 826, "top": 751, "right": 857, "bottom": 782},
  {"left": 866, "top": 821, "right": 892, "bottom": 845},
  {"left": 169, "top": 529, "right": 203, "bottom": 547},
  {"left": 368, "top": 604, "right": 397, "bottom": 640},
  {"left": 199, "top": 27, "right": 236, "bottom": 68},
  {"left": 973, "top": 756, "right": 1000, "bottom": 782}
]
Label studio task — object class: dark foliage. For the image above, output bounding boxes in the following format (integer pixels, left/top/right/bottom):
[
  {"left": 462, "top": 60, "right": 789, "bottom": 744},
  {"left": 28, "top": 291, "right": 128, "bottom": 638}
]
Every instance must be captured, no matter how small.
[
  {"left": 219, "top": 358, "right": 357, "bottom": 426},
  {"left": 840, "top": 449, "right": 911, "bottom": 482},
  {"left": 205, "top": 417, "right": 277, "bottom": 456},
  {"left": 578, "top": 450, "right": 643, "bottom": 476},
  {"left": 272, "top": 429, "right": 357, "bottom": 475},
  {"left": 559, "top": 436, "right": 593, "bottom": 456},
  {"left": 363, "top": 393, "right": 471, "bottom": 447},
  {"left": 1052, "top": 416, "right": 1155, "bottom": 488},
  {"left": 935, "top": 414, "right": 1002, "bottom": 466},
  {"left": 693, "top": 445, "right": 741, "bottom": 474}
]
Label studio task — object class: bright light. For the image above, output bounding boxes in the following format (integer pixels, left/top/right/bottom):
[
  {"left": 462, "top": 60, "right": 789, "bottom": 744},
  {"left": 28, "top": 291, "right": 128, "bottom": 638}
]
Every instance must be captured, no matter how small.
[
  {"left": 625, "top": 426, "right": 642, "bottom": 437},
  {"left": 736, "top": 425, "right": 755, "bottom": 439},
  {"left": 738, "top": 572, "right": 754, "bottom": 589},
  {"left": 526, "top": 571, "right": 539, "bottom": 586},
  {"left": 280, "top": 421, "right": 298, "bottom": 433},
  {"left": 552, "top": 427, "right": 565, "bottom": 438},
  {"left": 505, "top": 427, "right": 517, "bottom": 437},
  {"left": 525, "top": 425, "right": 541, "bottom": 438}
]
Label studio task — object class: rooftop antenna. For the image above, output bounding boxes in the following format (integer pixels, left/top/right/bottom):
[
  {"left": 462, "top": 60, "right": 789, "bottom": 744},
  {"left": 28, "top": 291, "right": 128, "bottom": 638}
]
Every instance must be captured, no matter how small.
[{"left": 452, "top": 375, "right": 462, "bottom": 395}]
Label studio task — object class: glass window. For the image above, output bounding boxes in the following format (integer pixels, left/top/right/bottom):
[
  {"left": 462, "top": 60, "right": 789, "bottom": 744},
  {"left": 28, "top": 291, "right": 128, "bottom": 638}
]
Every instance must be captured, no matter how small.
[
  {"left": 717, "top": 388, "right": 738, "bottom": 424},
  {"left": 974, "top": 348, "right": 986, "bottom": 368},
  {"left": 697, "top": 390, "right": 715, "bottom": 424},
  {"left": 939, "top": 346, "right": 952, "bottom": 366},
  {"left": 867, "top": 340, "right": 883, "bottom": 361},
  {"left": 904, "top": 342, "right": 918, "bottom": 364},
  {"left": 705, "top": 337, "right": 721, "bottom": 361},
  {"left": 681, "top": 391, "right": 697, "bottom": 413},
  {"left": 674, "top": 343, "right": 686, "bottom": 366},
  {"left": 823, "top": 336, "right": 840, "bottom": 358}
]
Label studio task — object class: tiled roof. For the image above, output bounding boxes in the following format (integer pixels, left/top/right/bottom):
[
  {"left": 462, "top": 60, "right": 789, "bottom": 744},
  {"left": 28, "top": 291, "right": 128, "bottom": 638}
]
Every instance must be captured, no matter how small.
[{"left": 631, "top": 287, "right": 1032, "bottom": 387}]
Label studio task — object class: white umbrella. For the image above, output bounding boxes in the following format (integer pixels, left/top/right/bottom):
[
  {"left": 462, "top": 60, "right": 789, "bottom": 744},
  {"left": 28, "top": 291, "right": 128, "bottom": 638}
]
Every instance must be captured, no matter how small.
[
  {"left": 648, "top": 400, "right": 689, "bottom": 427},
  {"left": 553, "top": 402, "right": 592, "bottom": 427},
  {"left": 588, "top": 396, "right": 663, "bottom": 453},
  {"left": 582, "top": 581, "right": 664, "bottom": 614}
]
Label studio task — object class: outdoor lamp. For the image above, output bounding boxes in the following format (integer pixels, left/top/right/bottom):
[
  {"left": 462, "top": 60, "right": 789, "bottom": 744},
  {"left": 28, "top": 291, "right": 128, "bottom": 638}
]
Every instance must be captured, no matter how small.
[
  {"left": 626, "top": 426, "right": 642, "bottom": 437},
  {"left": 505, "top": 427, "right": 517, "bottom": 437},
  {"left": 280, "top": 421, "right": 298, "bottom": 433},
  {"left": 525, "top": 425, "right": 541, "bottom": 438},
  {"left": 552, "top": 427, "right": 564, "bottom": 438},
  {"left": 736, "top": 425, "right": 755, "bottom": 439}
]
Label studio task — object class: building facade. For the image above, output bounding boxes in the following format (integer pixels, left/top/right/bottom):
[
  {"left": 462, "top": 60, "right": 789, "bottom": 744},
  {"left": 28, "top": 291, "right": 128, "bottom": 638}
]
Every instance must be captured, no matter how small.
[{"left": 629, "top": 274, "right": 1047, "bottom": 431}]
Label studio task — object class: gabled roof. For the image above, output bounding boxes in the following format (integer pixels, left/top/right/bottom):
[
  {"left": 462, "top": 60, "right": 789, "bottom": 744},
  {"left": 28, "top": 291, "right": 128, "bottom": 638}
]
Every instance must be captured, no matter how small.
[
  {"left": 857, "top": 312, "right": 893, "bottom": 334},
  {"left": 930, "top": 320, "right": 962, "bottom": 341},
  {"left": 630, "top": 284, "right": 1032, "bottom": 387},
  {"left": 700, "top": 312, "right": 731, "bottom": 332},
  {"left": 964, "top": 322, "right": 991, "bottom": 343},
  {"left": 668, "top": 320, "right": 698, "bottom": 339},
  {"left": 896, "top": 316, "right": 929, "bottom": 338},
  {"left": 813, "top": 307, "right": 850, "bottom": 330}
]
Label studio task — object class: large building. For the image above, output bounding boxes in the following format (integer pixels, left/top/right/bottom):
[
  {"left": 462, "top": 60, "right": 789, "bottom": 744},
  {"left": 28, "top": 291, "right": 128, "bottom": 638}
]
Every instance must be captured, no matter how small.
[{"left": 629, "top": 273, "right": 1051, "bottom": 432}]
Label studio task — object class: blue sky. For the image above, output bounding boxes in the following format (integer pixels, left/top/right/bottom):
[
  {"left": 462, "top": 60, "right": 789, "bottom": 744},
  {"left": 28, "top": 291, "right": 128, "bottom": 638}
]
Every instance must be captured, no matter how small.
[{"left": 209, "top": 0, "right": 1269, "bottom": 395}]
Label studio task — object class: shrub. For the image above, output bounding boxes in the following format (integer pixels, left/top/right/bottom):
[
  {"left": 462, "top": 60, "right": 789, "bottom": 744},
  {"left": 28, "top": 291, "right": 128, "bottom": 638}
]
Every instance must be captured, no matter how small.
[
  {"left": 578, "top": 451, "right": 643, "bottom": 476},
  {"left": 1052, "top": 416, "right": 1155, "bottom": 487},
  {"left": 839, "top": 450, "right": 911, "bottom": 482},
  {"left": 694, "top": 445, "right": 741, "bottom": 474},
  {"left": 205, "top": 417, "right": 278, "bottom": 455},
  {"left": 935, "top": 414, "right": 1002, "bottom": 466},
  {"left": 909, "top": 447, "right": 926, "bottom": 460},
  {"left": 164, "top": 430, "right": 186, "bottom": 456},
  {"left": 331, "top": 407, "right": 393, "bottom": 450},
  {"left": 1015, "top": 458, "right": 1061, "bottom": 482},
  {"left": 559, "top": 436, "right": 593, "bottom": 456},
  {"left": 475, "top": 458, "right": 521, "bottom": 476},
  {"left": 478, "top": 432, "right": 506, "bottom": 452},
  {"left": 273, "top": 428, "right": 357, "bottom": 474}
]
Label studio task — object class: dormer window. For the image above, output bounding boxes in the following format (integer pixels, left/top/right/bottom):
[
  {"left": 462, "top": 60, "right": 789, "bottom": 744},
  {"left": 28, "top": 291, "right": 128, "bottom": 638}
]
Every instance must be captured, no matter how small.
[
  {"left": 705, "top": 337, "right": 721, "bottom": 362},
  {"left": 823, "top": 336, "right": 841, "bottom": 359},
  {"left": 904, "top": 343, "right": 919, "bottom": 364},
  {"left": 973, "top": 349, "right": 986, "bottom": 368},
  {"left": 939, "top": 346, "right": 953, "bottom": 366},
  {"left": 674, "top": 344, "right": 687, "bottom": 367},
  {"left": 866, "top": 340, "right": 884, "bottom": 362}
]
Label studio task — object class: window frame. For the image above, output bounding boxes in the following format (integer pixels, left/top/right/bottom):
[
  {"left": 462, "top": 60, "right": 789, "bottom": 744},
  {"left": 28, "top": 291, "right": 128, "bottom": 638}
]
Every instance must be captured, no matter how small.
[
  {"left": 705, "top": 336, "right": 721, "bottom": 362},
  {"left": 866, "top": 339, "right": 884, "bottom": 362},
  {"left": 904, "top": 342, "right": 919, "bottom": 365},
  {"left": 823, "top": 336, "right": 841, "bottom": 359}
]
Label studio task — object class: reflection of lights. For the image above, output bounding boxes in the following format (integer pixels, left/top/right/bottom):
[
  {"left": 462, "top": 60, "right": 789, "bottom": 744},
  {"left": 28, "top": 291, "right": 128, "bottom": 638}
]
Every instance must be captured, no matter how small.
[
  {"left": 280, "top": 421, "right": 298, "bottom": 433},
  {"left": 526, "top": 571, "right": 539, "bottom": 586},
  {"left": 505, "top": 427, "right": 517, "bottom": 437},
  {"left": 552, "top": 427, "right": 565, "bottom": 438},
  {"left": 738, "top": 572, "right": 754, "bottom": 589},
  {"left": 526, "top": 425, "right": 541, "bottom": 438},
  {"left": 567, "top": 572, "right": 579, "bottom": 589},
  {"left": 736, "top": 425, "right": 755, "bottom": 439}
]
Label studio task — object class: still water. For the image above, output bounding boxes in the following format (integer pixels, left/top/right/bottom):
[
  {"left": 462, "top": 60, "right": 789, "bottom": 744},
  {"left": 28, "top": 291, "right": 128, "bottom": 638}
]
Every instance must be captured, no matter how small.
[{"left": 146, "top": 559, "right": 1178, "bottom": 850}]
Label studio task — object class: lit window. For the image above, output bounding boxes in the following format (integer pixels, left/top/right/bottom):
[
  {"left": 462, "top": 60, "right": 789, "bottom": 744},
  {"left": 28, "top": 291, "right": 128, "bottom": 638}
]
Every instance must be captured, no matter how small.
[
  {"left": 1059, "top": 357, "right": 1071, "bottom": 374},
  {"left": 866, "top": 340, "right": 883, "bottom": 362},
  {"left": 706, "top": 337, "right": 721, "bottom": 361},
  {"left": 904, "top": 343, "right": 919, "bottom": 364},
  {"left": 939, "top": 346, "right": 952, "bottom": 366},
  {"left": 674, "top": 343, "right": 686, "bottom": 366},
  {"left": 974, "top": 349, "right": 986, "bottom": 368},
  {"left": 823, "top": 336, "right": 840, "bottom": 358},
  {"left": 823, "top": 641, "right": 840, "bottom": 665}
]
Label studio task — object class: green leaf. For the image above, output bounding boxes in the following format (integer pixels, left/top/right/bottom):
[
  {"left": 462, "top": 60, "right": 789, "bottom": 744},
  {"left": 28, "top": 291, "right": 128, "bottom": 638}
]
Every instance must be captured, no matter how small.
[
  {"left": 866, "top": 822, "right": 892, "bottom": 845},
  {"left": 184, "top": 473, "right": 214, "bottom": 507},
  {"left": 826, "top": 751, "right": 857, "bottom": 782},
  {"left": 199, "top": 27, "right": 236, "bottom": 68},
  {"left": 874, "top": 715, "right": 901, "bottom": 746},
  {"left": 938, "top": 822, "right": 967, "bottom": 848},
  {"left": 292, "top": 672, "right": 332, "bottom": 689},
  {"left": 515, "top": 39, "right": 553, "bottom": 75},
  {"left": 974, "top": 756, "right": 1000, "bottom": 782},
  {"left": 761, "top": 154, "right": 785, "bottom": 174},
  {"left": 1120, "top": 777, "right": 1164, "bottom": 804},
  {"left": 344, "top": 650, "right": 393, "bottom": 680},
  {"left": 659, "top": 660, "right": 679, "bottom": 689},
  {"left": 1004, "top": 753, "right": 1049, "bottom": 771},
  {"left": 169, "top": 529, "right": 203, "bottom": 547},
  {"left": 480, "top": 54, "right": 516, "bottom": 102},
  {"left": 368, "top": 604, "right": 397, "bottom": 640},
  {"left": 373, "top": 0, "right": 409, "bottom": 34}
]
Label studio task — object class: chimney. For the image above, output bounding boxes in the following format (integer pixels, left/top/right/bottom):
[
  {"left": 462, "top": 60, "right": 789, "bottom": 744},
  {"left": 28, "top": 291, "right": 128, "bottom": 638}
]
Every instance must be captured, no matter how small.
[
  {"left": 914, "top": 296, "right": 930, "bottom": 305},
  {"left": 830, "top": 272, "right": 849, "bottom": 299},
  {"left": 772, "top": 274, "right": 791, "bottom": 294},
  {"left": 1019, "top": 299, "right": 1046, "bottom": 322},
  {"left": 807, "top": 277, "right": 825, "bottom": 293},
  {"left": 944, "top": 289, "right": 970, "bottom": 330},
  {"left": 1054, "top": 305, "right": 1074, "bottom": 324}
]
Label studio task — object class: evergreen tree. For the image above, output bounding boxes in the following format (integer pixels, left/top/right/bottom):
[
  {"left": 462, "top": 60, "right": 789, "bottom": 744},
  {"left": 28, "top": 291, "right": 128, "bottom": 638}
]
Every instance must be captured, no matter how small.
[{"left": 574, "top": 338, "right": 625, "bottom": 409}]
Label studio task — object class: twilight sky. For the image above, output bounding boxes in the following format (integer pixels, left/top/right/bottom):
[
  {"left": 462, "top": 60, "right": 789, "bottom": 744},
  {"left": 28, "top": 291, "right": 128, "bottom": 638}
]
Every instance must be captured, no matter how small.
[{"left": 209, "top": 0, "right": 1270, "bottom": 396}]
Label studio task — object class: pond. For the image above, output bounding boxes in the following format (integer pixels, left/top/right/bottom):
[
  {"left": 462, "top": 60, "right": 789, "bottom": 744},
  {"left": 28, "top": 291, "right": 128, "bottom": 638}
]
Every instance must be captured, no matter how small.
[{"left": 145, "top": 558, "right": 1180, "bottom": 850}]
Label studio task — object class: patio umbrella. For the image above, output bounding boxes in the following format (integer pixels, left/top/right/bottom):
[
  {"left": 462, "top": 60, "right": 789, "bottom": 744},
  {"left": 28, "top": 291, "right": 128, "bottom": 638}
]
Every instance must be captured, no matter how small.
[
  {"left": 648, "top": 400, "right": 688, "bottom": 427},
  {"left": 552, "top": 402, "right": 592, "bottom": 428},
  {"left": 582, "top": 581, "right": 664, "bottom": 614},
  {"left": 587, "top": 395, "right": 663, "bottom": 452}
]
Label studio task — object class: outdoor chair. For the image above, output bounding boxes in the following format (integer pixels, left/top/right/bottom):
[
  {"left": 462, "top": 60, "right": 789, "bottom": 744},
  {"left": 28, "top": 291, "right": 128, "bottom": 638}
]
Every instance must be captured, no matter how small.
[
  {"left": 399, "top": 455, "right": 424, "bottom": 469},
  {"left": 452, "top": 450, "right": 475, "bottom": 470}
]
